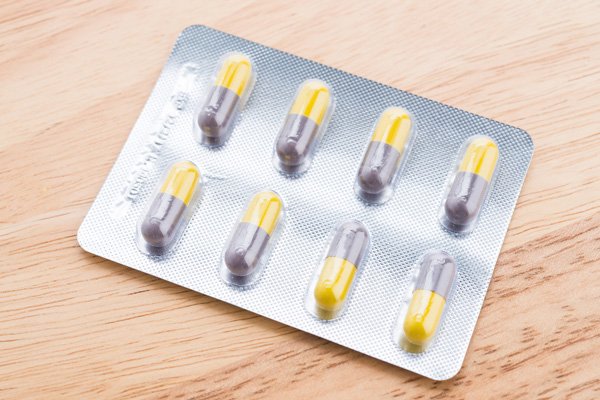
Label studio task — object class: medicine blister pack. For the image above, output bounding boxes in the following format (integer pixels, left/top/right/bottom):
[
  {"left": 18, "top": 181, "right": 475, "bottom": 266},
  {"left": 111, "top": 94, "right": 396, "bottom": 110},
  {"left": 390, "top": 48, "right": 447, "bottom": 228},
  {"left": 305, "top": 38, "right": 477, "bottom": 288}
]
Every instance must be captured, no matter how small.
[{"left": 78, "top": 25, "right": 533, "bottom": 380}]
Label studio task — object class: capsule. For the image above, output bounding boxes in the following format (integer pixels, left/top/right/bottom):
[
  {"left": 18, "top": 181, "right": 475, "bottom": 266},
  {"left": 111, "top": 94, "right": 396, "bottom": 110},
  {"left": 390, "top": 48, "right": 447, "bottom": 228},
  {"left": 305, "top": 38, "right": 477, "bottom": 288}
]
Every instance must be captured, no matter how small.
[
  {"left": 400, "top": 251, "right": 456, "bottom": 352},
  {"left": 355, "top": 108, "right": 414, "bottom": 204},
  {"left": 312, "top": 220, "right": 370, "bottom": 319},
  {"left": 139, "top": 161, "right": 201, "bottom": 251},
  {"left": 195, "top": 53, "right": 255, "bottom": 146},
  {"left": 274, "top": 80, "right": 333, "bottom": 174},
  {"left": 222, "top": 191, "right": 283, "bottom": 283},
  {"left": 441, "top": 137, "right": 499, "bottom": 232}
]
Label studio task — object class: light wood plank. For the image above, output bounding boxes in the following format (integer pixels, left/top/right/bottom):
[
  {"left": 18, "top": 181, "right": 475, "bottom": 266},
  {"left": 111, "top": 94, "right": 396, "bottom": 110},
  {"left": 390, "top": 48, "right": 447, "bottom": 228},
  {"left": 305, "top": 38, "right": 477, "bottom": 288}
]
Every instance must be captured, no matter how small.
[{"left": 1, "top": 1, "right": 599, "bottom": 398}]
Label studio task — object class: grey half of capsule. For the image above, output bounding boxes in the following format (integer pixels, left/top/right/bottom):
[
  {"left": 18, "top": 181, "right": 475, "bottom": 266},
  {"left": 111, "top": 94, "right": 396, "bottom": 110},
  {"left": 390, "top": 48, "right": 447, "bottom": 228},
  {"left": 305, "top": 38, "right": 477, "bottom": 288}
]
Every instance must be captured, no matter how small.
[
  {"left": 140, "top": 192, "right": 187, "bottom": 248},
  {"left": 414, "top": 251, "right": 457, "bottom": 300},
  {"left": 224, "top": 222, "right": 271, "bottom": 277},
  {"left": 356, "top": 141, "right": 402, "bottom": 195},
  {"left": 325, "top": 220, "right": 370, "bottom": 267},
  {"left": 275, "top": 114, "right": 320, "bottom": 167},
  {"left": 197, "top": 85, "right": 241, "bottom": 141},
  {"left": 444, "top": 171, "right": 489, "bottom": 226}
]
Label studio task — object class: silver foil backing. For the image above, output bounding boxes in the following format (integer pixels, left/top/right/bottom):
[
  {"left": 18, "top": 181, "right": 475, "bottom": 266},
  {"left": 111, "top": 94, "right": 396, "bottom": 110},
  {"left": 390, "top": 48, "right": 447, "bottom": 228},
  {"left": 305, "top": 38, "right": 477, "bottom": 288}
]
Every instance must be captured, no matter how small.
[{"left": 78, "top": 25, "right": 534, "bottom": 380}]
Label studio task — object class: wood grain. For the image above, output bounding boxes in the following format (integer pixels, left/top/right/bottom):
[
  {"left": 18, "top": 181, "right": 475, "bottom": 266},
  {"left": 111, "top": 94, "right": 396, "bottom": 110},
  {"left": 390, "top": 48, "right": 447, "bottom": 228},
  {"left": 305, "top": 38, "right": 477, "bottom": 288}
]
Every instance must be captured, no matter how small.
[{"left": 1, "top": 1, "right": 599, "bottom": 398}]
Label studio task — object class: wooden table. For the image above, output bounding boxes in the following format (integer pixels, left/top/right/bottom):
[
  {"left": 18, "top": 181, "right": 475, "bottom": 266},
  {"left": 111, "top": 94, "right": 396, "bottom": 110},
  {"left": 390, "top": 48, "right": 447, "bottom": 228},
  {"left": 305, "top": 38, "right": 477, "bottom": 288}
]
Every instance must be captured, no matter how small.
[{"left": 2, "top": 1, "right": 599, "bottom": 398}]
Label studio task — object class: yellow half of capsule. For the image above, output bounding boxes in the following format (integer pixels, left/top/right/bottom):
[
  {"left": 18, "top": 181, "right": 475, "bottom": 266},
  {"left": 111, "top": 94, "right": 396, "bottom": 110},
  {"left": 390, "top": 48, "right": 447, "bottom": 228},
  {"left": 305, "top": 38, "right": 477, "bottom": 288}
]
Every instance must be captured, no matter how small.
[
  {"left": 240, "top": 191, "right": 282, "bottom": 236},
  {"left": 403, "top": 289, "right": 446, "bottom": 346},
  {"left": 214, "top": 54, "right": 253, "bottom": 96},
  {"left": 371, "top": 108, "right": 412, "bottom": 154},
  {"left": 313, "top": 256, "right": 357, "bottom": 311},
  {"left": 459, "top": 138, "right": 499, "bottom": 182},
  {"left": 288, "top": 81, "right": 331, "bottom": 125},
  {"left": 159, "top": 162, "right": 200, "bottom": 206}
]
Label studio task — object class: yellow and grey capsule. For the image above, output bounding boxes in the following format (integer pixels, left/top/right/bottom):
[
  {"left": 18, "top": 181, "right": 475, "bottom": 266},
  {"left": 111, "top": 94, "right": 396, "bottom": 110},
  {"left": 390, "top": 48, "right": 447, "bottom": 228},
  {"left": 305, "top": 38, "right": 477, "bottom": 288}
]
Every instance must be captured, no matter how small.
[
  {"left": 140, "top": 161, "right": 201, "bottom": 248},
  {"left": 313, "top": 220, "right": 370, "bottom": 317},
  {"left": 275, "top": 80, "right": 332, "bottom": 170},
  {"left": 443, "top": 137, "right": 499, "bottom": 228},
  {"left": 355, "top": 108, "right": 413, "bottom": 202},
  {"left": 224, "top": 191, "right": 283, "bottom": 277},
  {"left": 196, "top": 53, "right": 254, "bottom": 145},
  {"left": 401, "top": 251, "right": 456, "bottom": 352}
]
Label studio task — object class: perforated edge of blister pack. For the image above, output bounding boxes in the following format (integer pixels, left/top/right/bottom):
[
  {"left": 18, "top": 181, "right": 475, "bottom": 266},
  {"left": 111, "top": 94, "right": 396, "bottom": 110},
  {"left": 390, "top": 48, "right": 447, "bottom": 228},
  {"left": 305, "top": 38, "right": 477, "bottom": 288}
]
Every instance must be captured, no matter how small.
[{"left": 78, "top": 25, "right": 534, "bottom": 380}]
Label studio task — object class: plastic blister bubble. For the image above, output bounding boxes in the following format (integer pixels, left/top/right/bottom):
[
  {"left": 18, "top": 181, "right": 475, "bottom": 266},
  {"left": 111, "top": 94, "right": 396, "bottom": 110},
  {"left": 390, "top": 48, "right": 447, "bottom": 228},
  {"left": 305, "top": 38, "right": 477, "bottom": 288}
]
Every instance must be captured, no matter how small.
[
  {"left": 304, "top": 219, "right": 371, "bottom": 321},
  {"left": 219, "top": 190, "right": 286, "bottom": 287},
  {"left": 272, "top": 79, "right": 335, "bottom": 175}
]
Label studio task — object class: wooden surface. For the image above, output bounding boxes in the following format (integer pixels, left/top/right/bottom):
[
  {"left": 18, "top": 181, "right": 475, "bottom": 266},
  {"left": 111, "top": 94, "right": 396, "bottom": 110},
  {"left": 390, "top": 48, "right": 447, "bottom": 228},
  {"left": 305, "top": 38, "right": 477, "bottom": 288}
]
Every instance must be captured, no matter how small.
[{"left": 1, "top": 1, "right": 599, "bottom": 398}]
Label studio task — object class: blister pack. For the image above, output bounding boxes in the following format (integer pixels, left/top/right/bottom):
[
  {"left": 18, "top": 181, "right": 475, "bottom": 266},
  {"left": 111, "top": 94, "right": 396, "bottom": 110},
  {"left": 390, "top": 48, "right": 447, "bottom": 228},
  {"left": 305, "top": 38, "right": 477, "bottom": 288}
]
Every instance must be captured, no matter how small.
[{"left": 78, "top": 25, "right": 533, "bottom": 380}]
